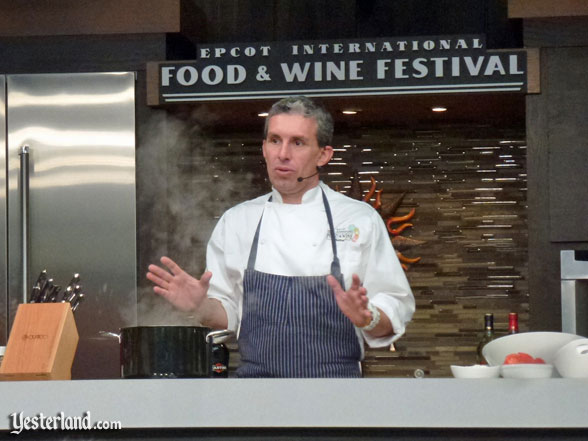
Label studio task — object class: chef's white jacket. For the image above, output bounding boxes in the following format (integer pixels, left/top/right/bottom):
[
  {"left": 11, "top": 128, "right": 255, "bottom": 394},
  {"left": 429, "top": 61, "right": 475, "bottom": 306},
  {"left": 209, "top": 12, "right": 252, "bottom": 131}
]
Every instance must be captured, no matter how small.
[{"left": 206, "top": 181, "right": 415, "bottom": 352}]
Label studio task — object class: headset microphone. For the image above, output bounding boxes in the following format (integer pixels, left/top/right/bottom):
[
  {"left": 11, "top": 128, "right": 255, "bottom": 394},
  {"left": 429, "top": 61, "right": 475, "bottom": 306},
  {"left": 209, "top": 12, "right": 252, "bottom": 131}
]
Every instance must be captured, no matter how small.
[{"left": 297, "top": 167, "right": 321, "bottom": 182}]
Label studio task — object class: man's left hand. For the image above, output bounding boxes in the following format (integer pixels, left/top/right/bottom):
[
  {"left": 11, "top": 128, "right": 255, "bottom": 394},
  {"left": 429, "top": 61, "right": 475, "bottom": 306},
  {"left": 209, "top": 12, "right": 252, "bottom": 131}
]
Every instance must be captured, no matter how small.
[{"left": 326, "top": 273, "right": 372, "bottom": 328}]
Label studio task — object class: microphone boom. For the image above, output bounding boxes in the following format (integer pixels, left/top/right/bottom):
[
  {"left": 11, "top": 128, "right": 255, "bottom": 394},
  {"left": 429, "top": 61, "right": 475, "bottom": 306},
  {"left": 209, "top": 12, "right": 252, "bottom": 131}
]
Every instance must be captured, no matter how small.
[{"left": 297, "top": 167, "right": 320, "bottom": 182}]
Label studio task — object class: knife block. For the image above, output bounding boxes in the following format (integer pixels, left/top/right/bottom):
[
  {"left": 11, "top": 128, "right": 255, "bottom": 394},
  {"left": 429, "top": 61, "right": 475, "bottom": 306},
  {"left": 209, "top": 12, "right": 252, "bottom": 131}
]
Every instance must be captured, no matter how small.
[{"left": 0, "top": 303, "right": 79, "bottom": 381}]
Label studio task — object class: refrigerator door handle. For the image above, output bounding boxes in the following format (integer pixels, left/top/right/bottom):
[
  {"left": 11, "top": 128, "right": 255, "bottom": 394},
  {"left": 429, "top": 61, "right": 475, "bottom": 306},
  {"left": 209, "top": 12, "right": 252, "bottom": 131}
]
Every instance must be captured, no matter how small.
[{"left": 19, "top": 145, "right": 30, "bottom": 303}]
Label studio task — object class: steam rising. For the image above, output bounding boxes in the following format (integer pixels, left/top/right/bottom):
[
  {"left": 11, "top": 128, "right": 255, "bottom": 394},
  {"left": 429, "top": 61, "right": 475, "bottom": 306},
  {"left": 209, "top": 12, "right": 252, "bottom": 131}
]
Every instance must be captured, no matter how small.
[{"left": 135, "top": 107, "right": 262, "bottom": 327}]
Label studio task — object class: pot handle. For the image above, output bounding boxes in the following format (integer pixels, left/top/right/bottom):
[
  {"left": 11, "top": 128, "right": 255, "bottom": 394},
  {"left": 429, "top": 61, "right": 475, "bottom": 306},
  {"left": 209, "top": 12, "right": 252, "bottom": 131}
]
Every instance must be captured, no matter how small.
[
  {"left": 206, "top": 329, "right": 234, "bottom": 344},
  {"left": 98, "top": 331, "right": 121, "bottom": 343}
]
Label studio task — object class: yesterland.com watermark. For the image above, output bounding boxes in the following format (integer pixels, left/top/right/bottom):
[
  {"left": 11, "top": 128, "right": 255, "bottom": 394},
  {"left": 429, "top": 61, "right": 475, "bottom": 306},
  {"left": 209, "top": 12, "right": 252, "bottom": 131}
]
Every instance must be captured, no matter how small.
[{"left": 8, "top": 411, "right": 121, "bottom": 435}]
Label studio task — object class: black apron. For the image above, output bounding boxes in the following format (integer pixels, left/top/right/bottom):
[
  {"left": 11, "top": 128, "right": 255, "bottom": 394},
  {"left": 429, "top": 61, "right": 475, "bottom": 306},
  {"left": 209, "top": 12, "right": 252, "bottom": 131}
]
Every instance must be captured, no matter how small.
[{"left": 236, "top": 189, "right": 362, "bottom": 378}]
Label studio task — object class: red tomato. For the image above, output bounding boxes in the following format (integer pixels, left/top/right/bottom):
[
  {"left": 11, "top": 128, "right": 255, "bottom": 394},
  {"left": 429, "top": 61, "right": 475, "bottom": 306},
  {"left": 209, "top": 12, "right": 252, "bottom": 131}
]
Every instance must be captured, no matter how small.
[
  {"left": 503, "top": 352, "right": 545, "bottom": 364},
  {"left": 504, "top": 352, "right": 532, "bottom": 364}
]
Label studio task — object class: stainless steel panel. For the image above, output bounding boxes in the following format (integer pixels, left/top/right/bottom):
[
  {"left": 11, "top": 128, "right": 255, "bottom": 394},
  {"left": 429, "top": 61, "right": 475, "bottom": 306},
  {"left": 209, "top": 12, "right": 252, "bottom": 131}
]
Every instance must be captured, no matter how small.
[
  {"left": 561, "top": 250, "right": 588, "bottom": 337},
  {"left": 6, "top": 72, "right": 137, "bottom": 378},
  {"left": 0, "top": 76, "right": 6, "bottom": 345},
  {"left": 561, "top": 280, "right": 578, "bottom": 334},
  {"left": 561, "top": 250, "right": 588, "bottom": 279}
]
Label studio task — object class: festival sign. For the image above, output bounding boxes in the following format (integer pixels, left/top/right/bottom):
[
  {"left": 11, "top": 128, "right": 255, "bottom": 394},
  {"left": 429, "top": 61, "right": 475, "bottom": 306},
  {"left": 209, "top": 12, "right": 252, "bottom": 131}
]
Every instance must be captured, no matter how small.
[{"left": 147, "top": 34, "right": 528, "bottom": 104}]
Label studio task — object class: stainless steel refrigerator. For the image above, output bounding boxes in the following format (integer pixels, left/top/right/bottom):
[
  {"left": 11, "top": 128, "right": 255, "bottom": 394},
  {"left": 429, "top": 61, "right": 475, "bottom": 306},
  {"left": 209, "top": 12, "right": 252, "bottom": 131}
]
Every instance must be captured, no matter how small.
[{"left": 0, "top": 72, "right": 137, "bottom": 378}]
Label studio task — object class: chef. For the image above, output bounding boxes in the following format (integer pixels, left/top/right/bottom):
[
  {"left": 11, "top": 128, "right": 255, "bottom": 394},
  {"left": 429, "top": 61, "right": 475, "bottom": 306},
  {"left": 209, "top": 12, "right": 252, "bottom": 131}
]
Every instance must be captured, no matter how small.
[{"left": 147, "top": 96, "right": 415, "bottom": 378}]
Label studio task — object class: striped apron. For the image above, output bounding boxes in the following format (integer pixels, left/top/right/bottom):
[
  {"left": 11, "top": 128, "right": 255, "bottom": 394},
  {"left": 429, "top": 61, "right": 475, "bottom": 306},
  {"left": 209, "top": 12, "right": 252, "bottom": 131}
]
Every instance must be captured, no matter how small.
[{"left": 236, "top": 189, "right": 362, "bottom": 378}]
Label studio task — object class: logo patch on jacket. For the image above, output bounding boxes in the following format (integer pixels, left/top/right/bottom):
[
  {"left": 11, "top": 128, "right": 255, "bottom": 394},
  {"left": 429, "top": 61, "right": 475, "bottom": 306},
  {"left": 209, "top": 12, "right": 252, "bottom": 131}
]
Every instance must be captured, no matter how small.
[{"left": 329, "top": 225, "right": 360, "bottom": 242}]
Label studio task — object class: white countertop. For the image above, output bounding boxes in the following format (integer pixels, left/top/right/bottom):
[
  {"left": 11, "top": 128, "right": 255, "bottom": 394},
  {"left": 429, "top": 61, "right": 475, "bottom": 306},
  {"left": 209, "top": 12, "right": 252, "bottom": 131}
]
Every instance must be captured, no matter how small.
[{"left": 0, "top": 378, "right": 587, "bottom": 431}]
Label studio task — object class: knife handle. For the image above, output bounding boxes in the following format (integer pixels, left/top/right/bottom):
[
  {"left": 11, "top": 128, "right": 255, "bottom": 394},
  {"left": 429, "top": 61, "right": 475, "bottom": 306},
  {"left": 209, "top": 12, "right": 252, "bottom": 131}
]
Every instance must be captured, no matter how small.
[
  {"left": 71, "top": 293, "right": 85, "bottom": 312},
  {"left": 61, "top": 286, "right": 73, "bottom": 303},
  {"left": 65, "top": 273, "right": 80, "bottom": 289},
  {"left": 29, "top": 284, "right": 41, "bottom": 303},
  {"left": 37, "top": 278, "right": 53, "bottom": 303},
  {"left": 47, "top": 285, "right": 61, "bottom": 302}
]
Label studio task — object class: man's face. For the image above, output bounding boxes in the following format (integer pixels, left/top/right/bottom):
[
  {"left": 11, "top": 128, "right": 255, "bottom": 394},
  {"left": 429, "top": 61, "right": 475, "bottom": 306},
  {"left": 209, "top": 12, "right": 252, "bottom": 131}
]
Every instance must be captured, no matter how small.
[{"left": 262, "top": 113, "right": 333, "bottom": 204}]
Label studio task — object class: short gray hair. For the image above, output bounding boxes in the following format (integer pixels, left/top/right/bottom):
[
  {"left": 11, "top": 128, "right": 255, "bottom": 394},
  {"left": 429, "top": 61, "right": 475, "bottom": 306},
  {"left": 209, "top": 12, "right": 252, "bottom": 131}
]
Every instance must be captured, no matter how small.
[{"left": 263, "top": 96, "right": 334, "bottom": 147}]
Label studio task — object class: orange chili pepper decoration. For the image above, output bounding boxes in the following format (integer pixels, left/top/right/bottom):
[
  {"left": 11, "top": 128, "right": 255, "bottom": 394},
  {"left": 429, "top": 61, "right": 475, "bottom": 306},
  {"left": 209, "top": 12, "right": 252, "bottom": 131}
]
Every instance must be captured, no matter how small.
[
  {"left": 396, "top": 251, "right": 422, "bottom": 264},
  {"left": 387, "top": 222, "right": 413, "bottom": 236},
  {"left": 387, "top": 207, "right": 416, "bottom": 224},
  {"left": 363, "top": 176, "right": 377, "bottom": 202}
]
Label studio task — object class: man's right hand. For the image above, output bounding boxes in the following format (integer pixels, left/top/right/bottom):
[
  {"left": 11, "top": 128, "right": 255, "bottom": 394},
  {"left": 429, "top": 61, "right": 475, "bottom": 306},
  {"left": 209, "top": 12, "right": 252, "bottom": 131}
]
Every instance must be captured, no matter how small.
[{"left": 147, "top": 256, "right": 211, "bottom": 312}]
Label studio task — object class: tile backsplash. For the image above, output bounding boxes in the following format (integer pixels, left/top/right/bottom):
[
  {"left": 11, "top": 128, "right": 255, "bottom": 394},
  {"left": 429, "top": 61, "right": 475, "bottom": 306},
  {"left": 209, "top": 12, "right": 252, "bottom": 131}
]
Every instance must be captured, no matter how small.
[{"left": 330, "top": 125, "right": 528, "bottom": 377}]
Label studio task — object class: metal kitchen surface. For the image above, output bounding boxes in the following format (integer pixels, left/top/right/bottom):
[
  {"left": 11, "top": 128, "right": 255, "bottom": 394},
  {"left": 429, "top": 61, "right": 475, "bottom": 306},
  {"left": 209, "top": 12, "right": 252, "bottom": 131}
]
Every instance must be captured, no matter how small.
[{"left": 1, "top": 72, "right": 137, "bottom": 378}]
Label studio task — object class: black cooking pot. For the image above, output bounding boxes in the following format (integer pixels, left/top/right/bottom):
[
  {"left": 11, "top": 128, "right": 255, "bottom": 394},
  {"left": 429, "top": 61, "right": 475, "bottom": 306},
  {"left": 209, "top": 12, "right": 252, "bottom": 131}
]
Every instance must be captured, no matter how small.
[{"left": 120, "top": 326, "right": 232, "bottom": 379}]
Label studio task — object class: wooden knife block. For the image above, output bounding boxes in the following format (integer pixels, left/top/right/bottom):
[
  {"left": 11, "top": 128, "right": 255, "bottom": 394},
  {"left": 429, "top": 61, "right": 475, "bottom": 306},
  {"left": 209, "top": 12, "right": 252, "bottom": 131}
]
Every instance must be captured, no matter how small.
[{"left": 0, "top": 303, "right": 79, "bottom": 381}]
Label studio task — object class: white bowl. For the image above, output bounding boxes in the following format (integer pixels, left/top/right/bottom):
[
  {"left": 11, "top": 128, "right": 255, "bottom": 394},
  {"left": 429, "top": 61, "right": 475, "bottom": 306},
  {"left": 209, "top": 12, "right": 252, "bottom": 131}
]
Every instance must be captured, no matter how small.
[
  {"left": 501, "top": 363, "right": 554, "bottom": 379},
  {"left": 451, "top": 365, "right": 500, "bottom": 379},
  {"left": 482, "top": 332, "right": 581, "bottom": 366},
  {"left": 554, "top": 338, "right": 588, "bottom": 378}
]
